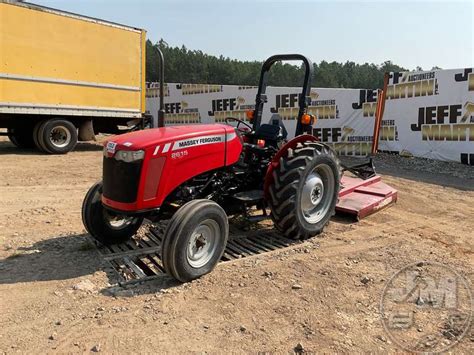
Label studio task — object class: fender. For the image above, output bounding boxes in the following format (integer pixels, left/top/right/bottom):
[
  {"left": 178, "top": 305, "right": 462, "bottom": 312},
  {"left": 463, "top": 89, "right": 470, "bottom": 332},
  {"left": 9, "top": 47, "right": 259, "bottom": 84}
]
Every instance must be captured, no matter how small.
[{"left": 263, "top": 134, "right": 318, "bottom": 200}]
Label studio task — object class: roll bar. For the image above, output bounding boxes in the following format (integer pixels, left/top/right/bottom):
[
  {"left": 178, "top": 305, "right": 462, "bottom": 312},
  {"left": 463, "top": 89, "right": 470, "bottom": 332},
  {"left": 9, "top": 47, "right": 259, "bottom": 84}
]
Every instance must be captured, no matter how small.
[{"left": 252, "top": 54, "right": 313, "bottom": 136}]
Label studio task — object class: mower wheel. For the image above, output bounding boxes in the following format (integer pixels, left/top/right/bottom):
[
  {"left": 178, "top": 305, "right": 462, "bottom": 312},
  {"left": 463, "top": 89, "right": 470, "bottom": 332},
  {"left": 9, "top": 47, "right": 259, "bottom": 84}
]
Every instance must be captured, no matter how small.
[
  {"left": 161, "top": 199, "right": 229, "bottom": 282},
  {"left": 268, "top": 141, "right": 340, "bottom": 240},
  {"left": 81, "top": 182, "right": 143, "bottom": 245}
]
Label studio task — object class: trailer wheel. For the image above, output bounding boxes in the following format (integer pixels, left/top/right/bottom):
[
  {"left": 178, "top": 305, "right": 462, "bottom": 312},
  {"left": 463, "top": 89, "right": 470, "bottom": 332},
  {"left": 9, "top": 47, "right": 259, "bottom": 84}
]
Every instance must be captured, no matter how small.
[
  {"left": 33, "top": 120, "right": 47, "bottom": 152},
  {"left": 268, "top": 142, "right": 340, "bottom": 240},
  {"left": 7, "top": 127, "right": 35, "bottom": 148},
  {"left": 81, "top": 182, "right": 143, "bottom": 245},
  {"left": 161, "top": 199, "right": 229, "bottom": 282},
  {"left": 38, "top": 119, "right": 78, "bottom": 154},
  {"left": 34, "top": 119, "right": 55, "bottom": 153}
]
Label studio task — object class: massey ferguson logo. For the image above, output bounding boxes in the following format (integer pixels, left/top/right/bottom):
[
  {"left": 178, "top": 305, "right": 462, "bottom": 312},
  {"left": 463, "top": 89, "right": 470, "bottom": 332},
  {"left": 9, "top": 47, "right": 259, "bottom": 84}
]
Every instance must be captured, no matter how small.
[
  {"left": 172, "top": 134, "right": 225, "bottom": 151},
  {"left": 177, "top": 136, "right": 222, "bottom": 148}
]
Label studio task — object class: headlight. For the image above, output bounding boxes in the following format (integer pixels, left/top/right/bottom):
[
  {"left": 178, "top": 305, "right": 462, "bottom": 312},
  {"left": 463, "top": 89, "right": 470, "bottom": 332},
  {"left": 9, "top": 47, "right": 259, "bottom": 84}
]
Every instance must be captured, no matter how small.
[{"left": 114, "top": 150, "right": 145, "bottom": 162}]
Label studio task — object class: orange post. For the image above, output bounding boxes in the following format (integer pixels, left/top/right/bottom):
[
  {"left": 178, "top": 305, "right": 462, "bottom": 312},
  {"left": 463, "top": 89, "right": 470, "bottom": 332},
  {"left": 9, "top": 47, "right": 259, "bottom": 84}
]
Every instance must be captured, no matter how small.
[{"left": 371, "top": 73, "right": 389, "bottom": 155}]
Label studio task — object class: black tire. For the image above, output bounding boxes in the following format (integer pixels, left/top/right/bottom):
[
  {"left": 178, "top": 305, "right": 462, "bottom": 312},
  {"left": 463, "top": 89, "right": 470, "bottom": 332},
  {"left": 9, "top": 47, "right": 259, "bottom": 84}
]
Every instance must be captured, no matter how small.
[
  {"left": 81, "top": 182, "right": 143, "bottom": 245},
  {"left": 38, "top": 119, "right": 78, "bottom": 154},
  {"left": 268, "top": 141, "right": 340, "bottom": 240},
  {"left": 33, "top": 120, "right": 47, "bottom": 152},
  {"left": 38, "top": 120, "right": 54, "bottom": 153},
  {"left": 161, "top": 199, "right": 229, "bottom": 282},
  {"left": 7, "top": 126, "right": 35, "bottom": 148},
  {"left": 7, "top": 131, "right": 20, "bottom": 147}
]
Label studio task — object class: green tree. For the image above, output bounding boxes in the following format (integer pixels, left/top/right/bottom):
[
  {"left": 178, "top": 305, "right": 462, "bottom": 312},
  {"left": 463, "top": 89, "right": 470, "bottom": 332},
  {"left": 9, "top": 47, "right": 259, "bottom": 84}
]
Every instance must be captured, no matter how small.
[{"left": 147, "top": 39, "right": 409, "bottom": 89}]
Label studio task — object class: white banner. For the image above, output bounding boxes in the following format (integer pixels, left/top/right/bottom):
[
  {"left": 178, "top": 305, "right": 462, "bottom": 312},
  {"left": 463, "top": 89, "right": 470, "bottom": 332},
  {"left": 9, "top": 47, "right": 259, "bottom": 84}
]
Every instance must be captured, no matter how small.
[
  {"left": 146, "top": 83, "right": 379, "bottom": 157},
  {"left": 379, "top": 68, "right": 474, "bottom": 165}
]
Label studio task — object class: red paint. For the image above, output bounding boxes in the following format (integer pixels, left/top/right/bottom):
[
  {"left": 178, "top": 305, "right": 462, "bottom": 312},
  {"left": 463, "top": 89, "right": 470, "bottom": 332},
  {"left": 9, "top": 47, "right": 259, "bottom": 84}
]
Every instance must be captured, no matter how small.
[
  {"left": 101, "top": 124, "right": 243, "bottom": 212},
  {"left": 143, "top": 157, "right": 166, "bottom": 201},
  {"left": 336, "top": 175, "right": 398, "bottom": 219},
  {"left": 263, "top": 134, "right": 318, "bottom": 199}
]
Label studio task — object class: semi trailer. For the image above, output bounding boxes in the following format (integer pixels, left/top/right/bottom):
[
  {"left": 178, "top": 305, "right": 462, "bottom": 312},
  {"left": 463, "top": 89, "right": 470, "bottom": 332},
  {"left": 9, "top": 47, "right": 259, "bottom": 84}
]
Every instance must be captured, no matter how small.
[{"left": 0, "top": 1, "right": 148, "bottom": 153}]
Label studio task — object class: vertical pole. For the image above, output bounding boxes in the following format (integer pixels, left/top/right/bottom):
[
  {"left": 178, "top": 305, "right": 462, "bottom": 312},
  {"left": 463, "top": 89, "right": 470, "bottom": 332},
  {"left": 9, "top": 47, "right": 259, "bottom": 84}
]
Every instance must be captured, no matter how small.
[
  {"left": 371, "top": 73, "right": 389, "bottom": 155},
  {"left": 157, "top": 48, "right": 165, "bottom": 128}
]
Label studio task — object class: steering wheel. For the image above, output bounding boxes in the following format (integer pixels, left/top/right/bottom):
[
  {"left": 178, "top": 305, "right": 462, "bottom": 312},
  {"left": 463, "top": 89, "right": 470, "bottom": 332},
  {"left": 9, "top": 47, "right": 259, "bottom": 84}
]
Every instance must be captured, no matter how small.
[{"left": 225, "top": 117, "right": 252, "bottom": 131}]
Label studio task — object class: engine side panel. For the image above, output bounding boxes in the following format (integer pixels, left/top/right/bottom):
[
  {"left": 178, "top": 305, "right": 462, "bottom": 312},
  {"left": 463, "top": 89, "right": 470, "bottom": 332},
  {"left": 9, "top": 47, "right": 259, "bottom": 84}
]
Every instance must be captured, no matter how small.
[{"left": 224, "top": 126, "right": 242, "bottom": 166}]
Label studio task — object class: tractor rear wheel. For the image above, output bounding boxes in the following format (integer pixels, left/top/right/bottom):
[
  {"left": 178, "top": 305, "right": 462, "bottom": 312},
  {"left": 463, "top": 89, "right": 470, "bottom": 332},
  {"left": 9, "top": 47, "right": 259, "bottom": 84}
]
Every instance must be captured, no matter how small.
[
  {"left": 161, "top": 199, "right": 229, "bottom": 282},
  {"left": 81, "top": 182, "right": 143, "bottom": 245},
  {"left": 268, "top": 141, "right": 340, "bottom": 240}
]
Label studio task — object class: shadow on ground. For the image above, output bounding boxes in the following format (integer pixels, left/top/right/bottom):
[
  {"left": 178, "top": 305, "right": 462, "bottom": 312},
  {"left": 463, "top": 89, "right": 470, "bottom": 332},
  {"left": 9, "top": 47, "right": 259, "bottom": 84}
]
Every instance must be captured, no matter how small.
[
  {"left": 0, "top": 216, "right": 356, "bottom": 297},
  {"left": 0, "top": 141, "right": 103, "bottom": 155},
  {"left": 0, "top": 234, "right": 103, "bottom": 283},
  {"left": 375, "top": 165, "right": 474, "bottom": 191},
  {"left": 0, "top": 232, "right": 190, "bottom": 296}
]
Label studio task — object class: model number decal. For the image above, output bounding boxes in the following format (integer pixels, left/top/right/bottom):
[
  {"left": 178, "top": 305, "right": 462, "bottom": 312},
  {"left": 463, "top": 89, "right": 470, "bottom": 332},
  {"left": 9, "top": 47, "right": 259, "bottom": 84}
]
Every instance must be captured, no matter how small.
[
  {"left": 106, "top": 141, "right": 117, "bottom": 154},
  {"left": 171, "top": 150, "right": 189, "bottom": 159}
]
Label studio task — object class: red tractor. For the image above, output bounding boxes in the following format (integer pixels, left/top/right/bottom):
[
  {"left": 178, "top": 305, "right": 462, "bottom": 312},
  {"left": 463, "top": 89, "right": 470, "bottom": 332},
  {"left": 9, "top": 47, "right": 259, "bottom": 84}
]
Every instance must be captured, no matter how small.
[{"left": 82, "top": 54, "right": 361, "bottom": 282}]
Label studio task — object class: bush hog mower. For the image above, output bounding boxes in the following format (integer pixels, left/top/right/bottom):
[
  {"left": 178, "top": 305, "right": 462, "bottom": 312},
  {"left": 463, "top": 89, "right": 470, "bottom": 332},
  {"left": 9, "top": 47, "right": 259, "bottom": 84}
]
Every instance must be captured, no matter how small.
[{"left": 82, "top": 54, "right": 396, "bottom": 282}]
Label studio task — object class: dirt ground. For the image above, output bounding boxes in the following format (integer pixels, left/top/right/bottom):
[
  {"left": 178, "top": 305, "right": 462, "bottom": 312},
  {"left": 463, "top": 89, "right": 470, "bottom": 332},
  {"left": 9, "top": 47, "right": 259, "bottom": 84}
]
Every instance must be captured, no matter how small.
[{"left": 0, "top": 137, "right": 473, "bottom": 353}]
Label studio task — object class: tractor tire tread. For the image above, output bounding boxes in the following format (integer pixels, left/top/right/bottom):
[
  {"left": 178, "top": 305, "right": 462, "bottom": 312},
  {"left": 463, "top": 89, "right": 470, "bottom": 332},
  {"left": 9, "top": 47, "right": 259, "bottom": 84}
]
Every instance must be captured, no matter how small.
[{"left": 268, "top": 141, "right": 341, "bottom": 240}]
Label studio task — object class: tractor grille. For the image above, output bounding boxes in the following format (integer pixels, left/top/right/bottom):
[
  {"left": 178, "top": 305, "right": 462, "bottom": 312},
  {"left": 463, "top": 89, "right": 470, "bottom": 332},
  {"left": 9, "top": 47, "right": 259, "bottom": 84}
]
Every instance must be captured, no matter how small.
[{"left": 102, "top": 156, "right": 142, "bottom": 203}]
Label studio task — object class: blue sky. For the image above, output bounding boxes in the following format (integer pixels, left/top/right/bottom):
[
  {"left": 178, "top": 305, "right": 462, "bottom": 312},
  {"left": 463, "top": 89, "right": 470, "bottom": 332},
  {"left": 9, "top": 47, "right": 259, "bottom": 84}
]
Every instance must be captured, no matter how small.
[{"left": 34, "top": 0, "right": 473, "bottom": 70}]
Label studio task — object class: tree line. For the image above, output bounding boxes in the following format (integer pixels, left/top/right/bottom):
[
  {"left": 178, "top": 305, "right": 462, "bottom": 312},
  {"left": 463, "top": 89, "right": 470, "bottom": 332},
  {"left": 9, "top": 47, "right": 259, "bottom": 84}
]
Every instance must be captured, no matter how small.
[{"left": 146, "top": 39, "right": 409, "bottom": 89}]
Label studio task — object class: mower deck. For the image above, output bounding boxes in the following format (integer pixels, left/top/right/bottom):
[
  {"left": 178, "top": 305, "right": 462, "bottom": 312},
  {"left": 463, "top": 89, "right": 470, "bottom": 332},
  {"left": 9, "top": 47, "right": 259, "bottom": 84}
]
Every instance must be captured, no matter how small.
[{"left": 336, "top": 175, "right": 398, "bottom": 220}]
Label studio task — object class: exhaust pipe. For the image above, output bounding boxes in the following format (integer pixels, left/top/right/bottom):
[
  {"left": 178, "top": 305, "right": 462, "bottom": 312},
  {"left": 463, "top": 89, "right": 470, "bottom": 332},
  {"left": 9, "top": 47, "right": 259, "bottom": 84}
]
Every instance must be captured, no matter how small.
[{"left": 157, "top": 48, "right": 165, "bottom": 128}]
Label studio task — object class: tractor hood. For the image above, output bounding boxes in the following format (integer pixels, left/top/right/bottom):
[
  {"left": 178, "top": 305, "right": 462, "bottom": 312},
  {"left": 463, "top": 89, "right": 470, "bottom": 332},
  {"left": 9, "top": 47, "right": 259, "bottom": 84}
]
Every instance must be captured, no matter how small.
[
  {"left": 104, "top": 124, "right": 234, "bottom": 152},
  {"left": 101, "top": 123, "right": 243, "bottom": 212}
]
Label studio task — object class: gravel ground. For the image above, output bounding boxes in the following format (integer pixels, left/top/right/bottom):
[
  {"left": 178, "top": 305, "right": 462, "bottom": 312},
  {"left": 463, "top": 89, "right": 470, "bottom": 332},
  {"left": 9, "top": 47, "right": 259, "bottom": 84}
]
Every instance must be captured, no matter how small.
[
  {"left": 0, "top": 138, "right": 473, "bottom": 353},
  {"left": 341, "top": 153, "right": 473, "bottom": 190}
]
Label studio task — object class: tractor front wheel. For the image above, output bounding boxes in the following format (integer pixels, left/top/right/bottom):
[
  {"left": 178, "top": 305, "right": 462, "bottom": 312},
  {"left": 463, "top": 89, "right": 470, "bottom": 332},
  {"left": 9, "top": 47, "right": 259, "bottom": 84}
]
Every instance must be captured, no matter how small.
[
  {"left": 268, "top": 141, "right": 340, "bottom": 240},
  {"left": 81, "top": 182, "right": 143, "bottom": 245},
  {"left": 161, "top": 199, "right": 229, "bottom": 282}
]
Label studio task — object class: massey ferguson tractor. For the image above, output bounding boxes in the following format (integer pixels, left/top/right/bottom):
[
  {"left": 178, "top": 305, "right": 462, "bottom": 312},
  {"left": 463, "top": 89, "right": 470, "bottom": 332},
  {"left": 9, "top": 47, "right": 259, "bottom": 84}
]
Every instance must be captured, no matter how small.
[{"left": 82, "top": 54, "right": 396, "bottom": 282}]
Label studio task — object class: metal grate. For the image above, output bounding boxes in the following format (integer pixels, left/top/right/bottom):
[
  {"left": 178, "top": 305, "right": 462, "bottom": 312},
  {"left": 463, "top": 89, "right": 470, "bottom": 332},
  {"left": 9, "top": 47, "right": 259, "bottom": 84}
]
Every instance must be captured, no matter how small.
[{"left": 95, "top": 223, "right": 300, "bottom": 285}]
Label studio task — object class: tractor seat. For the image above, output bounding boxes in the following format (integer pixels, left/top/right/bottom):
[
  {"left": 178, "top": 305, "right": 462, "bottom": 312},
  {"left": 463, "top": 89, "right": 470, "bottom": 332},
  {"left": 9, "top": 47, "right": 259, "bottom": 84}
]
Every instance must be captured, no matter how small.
[{"left": 254, "top": 123, "right": 283, "bottom": 142}]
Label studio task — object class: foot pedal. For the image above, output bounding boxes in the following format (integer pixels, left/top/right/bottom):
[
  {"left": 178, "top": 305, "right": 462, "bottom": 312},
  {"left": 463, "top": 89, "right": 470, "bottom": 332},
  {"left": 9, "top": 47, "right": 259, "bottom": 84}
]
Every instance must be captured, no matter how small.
[{"left": 232, "top": 190, "right": 264, "bottom": 204}]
